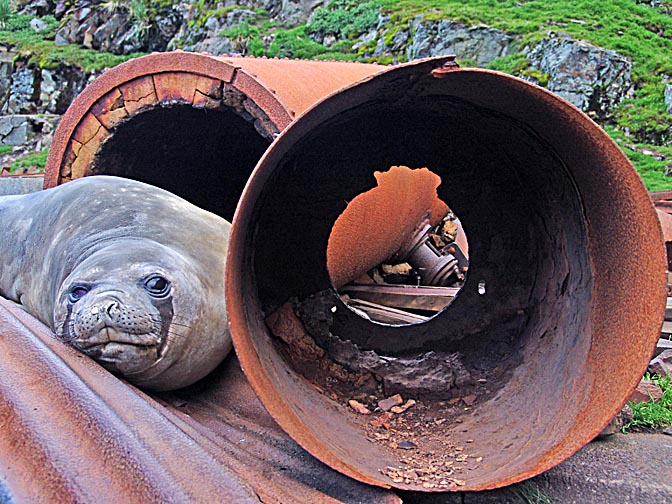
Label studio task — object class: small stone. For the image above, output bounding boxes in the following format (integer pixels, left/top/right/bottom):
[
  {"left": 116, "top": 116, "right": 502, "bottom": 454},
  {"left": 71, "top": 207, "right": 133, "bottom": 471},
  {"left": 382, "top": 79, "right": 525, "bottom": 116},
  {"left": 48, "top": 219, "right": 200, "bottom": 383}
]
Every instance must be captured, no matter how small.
[
  {"left": 378, "top": 394, "right": 404, "bottom": 411},
  {"left": 370, "top": 412, "right": 392, "bottom": 430},
  {"left": 596, "top": 404, "right": 633, "bottom": 438},
  {"left": 396, "top": 440, "right": 418, "bottom": 450},
  {"left": 462, "top": 394, "right": 477, "bottom": 406},
  {"left": 349, "top": 399, "right": 371, "bottom": 415},
  {"left": 391, "top": 399, "right": 417, "bottom": 414},
  {"left": 648, "top": 349, "right": 672, "bottom": 378},
  {"left": 628, "top": 379, "right": 663, "bottom": 404}
]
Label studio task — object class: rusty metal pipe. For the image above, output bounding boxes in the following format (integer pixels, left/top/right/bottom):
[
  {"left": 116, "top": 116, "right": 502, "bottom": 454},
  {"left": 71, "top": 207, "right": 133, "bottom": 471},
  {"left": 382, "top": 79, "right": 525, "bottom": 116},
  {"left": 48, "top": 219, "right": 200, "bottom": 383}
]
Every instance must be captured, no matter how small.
[
  {"left": 44, "top": 52, "right": 382, "bottom": 219},
  {"left": 227, "top": 57, "right": 666, "bottom": 491}
]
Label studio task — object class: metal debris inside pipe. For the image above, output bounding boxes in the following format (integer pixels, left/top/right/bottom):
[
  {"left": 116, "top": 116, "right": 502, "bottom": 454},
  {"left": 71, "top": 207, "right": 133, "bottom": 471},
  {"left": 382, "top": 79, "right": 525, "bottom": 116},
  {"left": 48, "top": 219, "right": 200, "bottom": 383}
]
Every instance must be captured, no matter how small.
[
  {"left": 327, "top": 165, "right": 469, "bottom": 325},
  {"left": 227, "top": 58, "right": 666, "bottom": 492}
]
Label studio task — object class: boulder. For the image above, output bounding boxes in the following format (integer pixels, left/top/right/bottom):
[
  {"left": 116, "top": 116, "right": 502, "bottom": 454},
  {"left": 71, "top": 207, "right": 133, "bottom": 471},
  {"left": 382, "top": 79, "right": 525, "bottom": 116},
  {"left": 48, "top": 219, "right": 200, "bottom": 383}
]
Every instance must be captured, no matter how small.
[
  {"left": 649, "top": 349, "right": 672, "bottom": 378},
  {"left": 5, "top": 59, "right": 94, "bottom": 115},
  {"left": 7, "top": 67, "right": 39, "bottom": 114},
  {"left": 665, "top": 82, "right": 672, "bottom": 115},
  {"left": 0, "top": 116, "right": 30, "bottom": 146},
  {"left": 406, "top": 17, "right": 517, "bottom": 66},
  {"left": 527, "top": 34, "right": 633, "bottom": 119},
  {"left": 184, "top": 9, "right": 256, "bottom": 55},
  {"left": 278, "top": 0, "right": 329, "bottom": 26}
]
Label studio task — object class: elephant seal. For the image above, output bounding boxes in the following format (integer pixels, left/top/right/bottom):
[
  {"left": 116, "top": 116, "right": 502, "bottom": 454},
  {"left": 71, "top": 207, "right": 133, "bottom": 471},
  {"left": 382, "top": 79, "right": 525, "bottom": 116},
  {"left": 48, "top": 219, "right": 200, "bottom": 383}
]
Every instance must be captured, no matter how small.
[{"left": 0, "top": 175, "right": 231, "bottom": 391}]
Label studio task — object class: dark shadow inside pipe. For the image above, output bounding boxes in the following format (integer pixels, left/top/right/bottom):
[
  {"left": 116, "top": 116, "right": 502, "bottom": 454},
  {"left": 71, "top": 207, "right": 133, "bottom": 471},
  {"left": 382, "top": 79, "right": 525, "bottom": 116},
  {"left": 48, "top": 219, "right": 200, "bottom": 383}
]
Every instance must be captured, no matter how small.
[
  {"left": 91, "top": 105, "right": 270, "bottom": 221},
  {"left": 253, "top": 96, "right": 591, "bottom": 370}
]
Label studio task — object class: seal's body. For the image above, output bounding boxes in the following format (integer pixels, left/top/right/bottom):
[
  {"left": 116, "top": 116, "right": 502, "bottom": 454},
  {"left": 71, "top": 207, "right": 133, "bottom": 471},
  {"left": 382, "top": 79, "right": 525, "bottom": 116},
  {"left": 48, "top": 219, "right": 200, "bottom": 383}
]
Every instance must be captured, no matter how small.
[{"left": 0, "top": 175, "right": 231, "bottom": 391}]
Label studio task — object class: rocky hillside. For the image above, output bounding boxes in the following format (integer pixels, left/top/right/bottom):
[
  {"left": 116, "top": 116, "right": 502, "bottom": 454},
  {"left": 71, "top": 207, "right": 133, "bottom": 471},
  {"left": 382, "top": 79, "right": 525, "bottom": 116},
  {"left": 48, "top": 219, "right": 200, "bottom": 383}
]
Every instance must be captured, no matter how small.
[{"left": 0, "top": 0, "right": 671, "bottom": 189}]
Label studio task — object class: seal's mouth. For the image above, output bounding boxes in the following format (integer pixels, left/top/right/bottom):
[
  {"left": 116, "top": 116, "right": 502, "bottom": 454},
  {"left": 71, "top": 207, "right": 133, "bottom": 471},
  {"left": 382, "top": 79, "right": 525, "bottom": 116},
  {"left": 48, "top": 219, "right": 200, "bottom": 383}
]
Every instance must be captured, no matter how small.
[{"left": 70, "top": 325, "right": 169, "bottom": 373}]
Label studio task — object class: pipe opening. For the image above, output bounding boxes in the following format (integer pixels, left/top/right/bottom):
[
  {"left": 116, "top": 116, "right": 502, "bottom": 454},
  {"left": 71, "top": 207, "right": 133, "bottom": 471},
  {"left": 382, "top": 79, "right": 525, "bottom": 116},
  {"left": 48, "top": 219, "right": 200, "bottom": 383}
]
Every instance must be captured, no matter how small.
[
  {"left": 91, "top": 104, "right": 270, "bottom": 221},
  {"left": 326, "top": 165, "right": 469, "bottom": 326},
  {"left": 231, "top": 66, "right": 664, "bottom": 491}
]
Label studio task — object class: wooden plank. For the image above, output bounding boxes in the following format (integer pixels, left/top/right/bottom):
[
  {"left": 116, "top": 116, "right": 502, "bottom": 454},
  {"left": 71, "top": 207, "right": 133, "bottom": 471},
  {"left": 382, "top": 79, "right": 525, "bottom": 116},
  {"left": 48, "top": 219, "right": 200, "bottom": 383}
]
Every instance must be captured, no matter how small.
[
  {"left": 661, "top": 321, "right": 672, "bottom": 335},
  {"left": 658, "top": 337, "right": 672, "bottom": 351},
  {"left": 666, "top": 297, "right": 672, "bottom": 321},
  {"left": 346, "top": 298, "right": 429, "bottom": 325},
  {"left": 340, "top": 283, "right": 459, "bottom": 312}
]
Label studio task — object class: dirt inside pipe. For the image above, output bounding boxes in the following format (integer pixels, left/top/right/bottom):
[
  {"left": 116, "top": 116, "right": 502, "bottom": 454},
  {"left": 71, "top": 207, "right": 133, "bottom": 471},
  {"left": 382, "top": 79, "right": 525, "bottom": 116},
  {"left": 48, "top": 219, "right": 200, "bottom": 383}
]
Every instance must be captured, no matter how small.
[{"left": 90, "top": 102, "right": 271, "bottom": 221}]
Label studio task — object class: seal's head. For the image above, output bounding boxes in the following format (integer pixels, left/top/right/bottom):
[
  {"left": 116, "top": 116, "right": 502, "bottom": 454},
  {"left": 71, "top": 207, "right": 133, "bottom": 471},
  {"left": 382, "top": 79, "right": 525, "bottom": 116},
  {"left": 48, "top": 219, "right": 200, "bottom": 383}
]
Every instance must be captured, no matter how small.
[{"left": 53, "top": 240, "right": 230, "bottom": 391}]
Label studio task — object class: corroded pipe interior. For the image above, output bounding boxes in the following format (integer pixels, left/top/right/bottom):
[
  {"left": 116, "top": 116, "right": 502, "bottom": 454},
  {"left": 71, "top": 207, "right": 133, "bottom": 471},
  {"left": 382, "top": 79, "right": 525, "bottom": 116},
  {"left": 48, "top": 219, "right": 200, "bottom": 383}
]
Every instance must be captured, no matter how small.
[
  {"left": 228, "top": 61, "right": 665, "bottom": 491},
  {"left": 91, "top": 104, "right": 269, "bottom": 220}
]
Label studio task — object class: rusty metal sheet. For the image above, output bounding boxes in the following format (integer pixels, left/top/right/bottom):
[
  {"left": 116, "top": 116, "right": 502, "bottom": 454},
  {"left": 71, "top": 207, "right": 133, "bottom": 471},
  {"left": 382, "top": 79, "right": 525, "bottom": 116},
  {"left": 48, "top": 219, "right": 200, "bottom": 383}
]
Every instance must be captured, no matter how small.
[
  {"left": 226, "top": 57, "right": 666, "bottom": 492},
  {"left": 44, "top": 53, "right": 383, "bottom": 188},
  {"left": 225, "top": 56, "right": 386, "bottom": 131},
  {"left": 327, "top": 165, "right": 448, "bottom": 288},
  {"left": 0, "top": 296, "right": 400, "bottom": 503}
]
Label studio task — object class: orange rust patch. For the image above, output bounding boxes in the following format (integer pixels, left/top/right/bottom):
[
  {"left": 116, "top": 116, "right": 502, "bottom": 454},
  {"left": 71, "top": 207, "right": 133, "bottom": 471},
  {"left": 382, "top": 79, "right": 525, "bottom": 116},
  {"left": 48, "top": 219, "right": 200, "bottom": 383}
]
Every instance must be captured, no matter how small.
[{"left": 327, "top": 166, "right": 448, "bottom": 289}]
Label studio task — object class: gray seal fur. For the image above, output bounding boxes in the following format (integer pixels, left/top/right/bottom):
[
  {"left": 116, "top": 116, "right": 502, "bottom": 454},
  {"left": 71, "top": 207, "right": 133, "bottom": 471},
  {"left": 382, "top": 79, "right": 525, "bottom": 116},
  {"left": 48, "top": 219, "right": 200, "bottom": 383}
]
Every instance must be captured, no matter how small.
[{"left": 0, "top": 175, "right": 231, "bottom": 391}]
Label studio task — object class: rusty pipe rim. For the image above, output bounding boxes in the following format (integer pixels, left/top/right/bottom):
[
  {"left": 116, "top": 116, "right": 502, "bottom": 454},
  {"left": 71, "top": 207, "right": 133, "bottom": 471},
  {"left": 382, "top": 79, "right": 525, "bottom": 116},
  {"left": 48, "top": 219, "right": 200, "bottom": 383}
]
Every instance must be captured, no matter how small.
[
  {"left": 227, "top": 57, "right": 666, "bottom": 491},
  {"left": 44, "top": 52, "right": 382, "bottom": 220}
]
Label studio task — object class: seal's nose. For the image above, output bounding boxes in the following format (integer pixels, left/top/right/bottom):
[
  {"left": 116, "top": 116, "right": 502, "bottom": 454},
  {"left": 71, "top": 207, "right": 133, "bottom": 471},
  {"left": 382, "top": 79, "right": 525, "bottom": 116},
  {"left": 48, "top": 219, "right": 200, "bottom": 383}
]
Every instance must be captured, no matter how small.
[
  {"left": 90, "top": 300, "right": 119, "bottom": 318},
  {"left": 105, "top": 301, "right": 118, "bottom": 316}
]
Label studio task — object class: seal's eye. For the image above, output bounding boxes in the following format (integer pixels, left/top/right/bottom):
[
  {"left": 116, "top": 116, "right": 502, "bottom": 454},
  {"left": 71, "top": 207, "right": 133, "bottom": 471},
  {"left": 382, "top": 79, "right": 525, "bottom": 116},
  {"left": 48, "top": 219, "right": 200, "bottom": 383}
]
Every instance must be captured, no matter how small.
[
  {"left": 144, "top": 275, "right": 171, "bottom": 298},
  {"left": 68, "top": 285, "right": 89, "bottom": 303}
]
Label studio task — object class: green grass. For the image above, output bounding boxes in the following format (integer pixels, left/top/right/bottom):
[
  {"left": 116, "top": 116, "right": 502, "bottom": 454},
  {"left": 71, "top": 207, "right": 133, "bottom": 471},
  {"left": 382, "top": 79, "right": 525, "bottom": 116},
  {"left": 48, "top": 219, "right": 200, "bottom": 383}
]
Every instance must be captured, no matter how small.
[
  {"left": 624, "top": 373, "right": 672, "bottom": 432},
  {"left": 606, "top": 126, "right": 672, "bottom": 191},
  {"left": 508, "top": 480, "right": 554, "bottom": 504},
  {"left": 0, "top": 13, "right": 145, "bottom": 71},
  {"left": 7, "top": 149, "right": 48, "bottom": 174},
  {"left": 0, "top": 145, "right": 13, "bottom": 155}
]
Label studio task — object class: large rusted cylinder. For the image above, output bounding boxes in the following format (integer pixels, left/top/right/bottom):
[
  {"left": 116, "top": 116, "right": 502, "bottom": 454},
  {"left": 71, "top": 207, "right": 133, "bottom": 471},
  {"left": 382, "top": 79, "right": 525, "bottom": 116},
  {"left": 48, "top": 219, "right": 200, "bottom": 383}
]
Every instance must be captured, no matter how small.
[
  {"left": 44, "top": 52, "right": 381, "bottom": 219},
  {"left": 227, "top": 57, "right": 666, "bottom": 491}
]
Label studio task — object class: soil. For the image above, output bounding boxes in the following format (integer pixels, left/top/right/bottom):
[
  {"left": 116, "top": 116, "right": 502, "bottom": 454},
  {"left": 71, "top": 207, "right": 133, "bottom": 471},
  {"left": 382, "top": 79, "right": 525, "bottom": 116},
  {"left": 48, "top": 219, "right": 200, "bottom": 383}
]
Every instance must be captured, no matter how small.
[{"left": 265, "top": 300, "right": 501, "bottom": 490}]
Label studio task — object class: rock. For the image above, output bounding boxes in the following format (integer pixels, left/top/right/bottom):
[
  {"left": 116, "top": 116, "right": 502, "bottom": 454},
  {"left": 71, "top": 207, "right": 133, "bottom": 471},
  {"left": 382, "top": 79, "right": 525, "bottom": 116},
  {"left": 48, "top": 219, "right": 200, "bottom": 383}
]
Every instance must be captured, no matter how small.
[
  {"left": 7, "top": 67, "right": 39, "bottom": 114},
  {"left": 665, "top": 83, "right": 672, "bottom": 115},
  {"left": 648, "top": 349, "right": 672, "bottom": 378},
  {"left": 278, "top": 0, "right": 329, "bottom": 26},
  {"left": 406, "top": 17, "right": 517, "bottom": 66},
  {"left": 391, "top": 399, "right": 416, "bottom": 414},
  {"left": 29, "top": 17, "right": 48, "bottom": 32},
  {"left": 0, "top": 116, "right": 29, "bottom": 146},
  {"left": 378, "top": 394, "right": 403, "bottom": 411},
  {"left": 348, "top": 399, "right": 371, "bottom": 415},
  {"left": 396, "top": 440, "right": 417, "bottom": 450},
  {"left": 628, "top": 379, "right": 664, "bottom": 404},
  {"left": 595, "top": 404, "right": 633, "bottom": 439},
  {"left": 186, "top": 9, "right": 256, "bottom": 55},
  {"left": 527, "top": 34, "right": 633, "bottom": 119}
]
